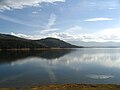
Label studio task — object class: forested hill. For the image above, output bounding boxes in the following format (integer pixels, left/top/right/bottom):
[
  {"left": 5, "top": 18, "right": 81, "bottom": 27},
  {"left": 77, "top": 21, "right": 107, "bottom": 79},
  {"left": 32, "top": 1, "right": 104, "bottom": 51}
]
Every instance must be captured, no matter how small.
[
  {"left": 0, "top": 34, "right": 47, "bottom": 50},
  {"left": 0, "top": 33, "right": 82, "bottom": 50},
  {"left": 35, "top": 37, "right": 82, "bottom": 48}
]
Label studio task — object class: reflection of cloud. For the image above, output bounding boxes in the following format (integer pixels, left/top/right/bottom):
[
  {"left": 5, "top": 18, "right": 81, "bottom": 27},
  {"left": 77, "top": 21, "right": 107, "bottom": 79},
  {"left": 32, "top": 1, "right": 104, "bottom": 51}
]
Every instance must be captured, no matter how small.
[
  {"left": 47, "top": 68, "right": 57, "bottom": 83},
  {"left": 73, "top": 53, "right": 120, "bottom": 68},
  {"left": 87, "top": 74, "right": 114, "bottom": 79},
  {"left": 10, "top": 49, "right": 120, "bottom": 70},
  {"left": 11, "top": 57, "right": 57, "bottom": 83},
  {"left": 10, "top": 49, "right": 120, "bottom": 71},
  {"left": 7, "top": 49, "right": 120, "bottom": 84}
]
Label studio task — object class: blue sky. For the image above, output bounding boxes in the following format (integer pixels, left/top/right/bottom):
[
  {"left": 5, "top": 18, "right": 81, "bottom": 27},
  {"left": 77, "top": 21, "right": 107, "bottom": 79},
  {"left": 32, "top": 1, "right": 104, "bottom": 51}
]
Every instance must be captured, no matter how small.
[{"left": 0, "top": 0, "right": 120, "bottom": 42}]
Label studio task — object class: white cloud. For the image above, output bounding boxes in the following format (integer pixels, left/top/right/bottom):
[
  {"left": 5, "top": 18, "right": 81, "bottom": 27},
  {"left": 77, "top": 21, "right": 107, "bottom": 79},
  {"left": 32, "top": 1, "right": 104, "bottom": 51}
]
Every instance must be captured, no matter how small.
[
  {"left": 48, "top": 32, "right": 75, "bottom": 40},
  {"left": 82, "top": 0, "right": 119, "bottom": 10},
  {"left": 85, "top": 18, "right": 113, "bottom": 22},
  {"left": 66, "top": 26, "right": 82, "bottom": 34},
  {"left": 47, "top": 14, "right": 57, "bottom": 28},
  {"left": 10, "top": 27, "right": 120, "bottom": 42},
  {"left": 38, "top": 13, "right": 57, "bottom": 34},
  {"left": 32, "top": 11, "right": 39, "bottom": 14},
  {"left": 108, "top": 7, "right": 116, "bottom": 10},
  {"left": 11, "top": 32, "right": 48, "bottom": 40},
  {"left": 0, "top": 0, "right": 65, "bottom": 11},
  {"left": 11, "top": 32, "right": 35, "bottom": 39},
  {"left": 48, "top": 27, "right": 120, "bottom": 42},
  {"left": 68, "top": 27, "right": 120, "bottom": 42},
  {"left": 39, "top": 28, "right": 58, "bottom": 34},
  {"left": 69, "top": 26, "right": 82, "bottom": 30},
  {"left": 10, "top": 32, "right": 74, "bottom": 40}
]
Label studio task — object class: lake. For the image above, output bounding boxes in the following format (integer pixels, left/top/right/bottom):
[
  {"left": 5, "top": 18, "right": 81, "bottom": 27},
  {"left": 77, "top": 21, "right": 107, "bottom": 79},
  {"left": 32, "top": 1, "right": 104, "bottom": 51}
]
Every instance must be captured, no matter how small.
[{"left": 0, "top": 48, "right": 120, "bottom": 87}]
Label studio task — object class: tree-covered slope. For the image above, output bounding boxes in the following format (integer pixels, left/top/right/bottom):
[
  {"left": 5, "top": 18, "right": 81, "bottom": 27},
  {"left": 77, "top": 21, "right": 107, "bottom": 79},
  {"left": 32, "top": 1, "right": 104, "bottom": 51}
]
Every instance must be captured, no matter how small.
[
  {"left": 0, "top": 34, "right": 47, "bottom": 50},
  {"left": 35, "top": 37, "right": 82, "bottom": 48},
  {"left": 0, "top": 34, "right": 82, "bottom": 50}
]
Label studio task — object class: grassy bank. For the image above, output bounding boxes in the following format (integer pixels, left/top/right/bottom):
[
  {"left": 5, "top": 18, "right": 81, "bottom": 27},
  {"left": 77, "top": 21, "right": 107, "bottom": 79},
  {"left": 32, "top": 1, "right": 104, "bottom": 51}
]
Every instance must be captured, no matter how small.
[{"left": 1, "top": 84, "right": 120, "bottom": 90}]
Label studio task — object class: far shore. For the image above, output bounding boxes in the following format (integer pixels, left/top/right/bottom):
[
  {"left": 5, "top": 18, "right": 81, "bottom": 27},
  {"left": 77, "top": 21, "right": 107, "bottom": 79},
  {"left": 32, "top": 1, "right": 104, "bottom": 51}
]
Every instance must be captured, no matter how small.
[{"left": 1, "top": 84, "right": 120, "bottom": 90}]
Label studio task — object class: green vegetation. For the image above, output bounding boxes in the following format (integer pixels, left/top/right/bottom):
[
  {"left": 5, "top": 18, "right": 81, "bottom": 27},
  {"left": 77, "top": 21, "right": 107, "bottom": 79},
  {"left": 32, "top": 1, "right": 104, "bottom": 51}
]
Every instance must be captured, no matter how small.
[
  {"left": 1, "top": 84, "right": 120, "bottom": 90},
  {"left": 36, "top": 37, "right": 82, "bottom": 48},
  {"left": 0, "top": 33, "right": 82, "bottom": 50},
  {"left": 0, "top": 39, "right": 46, "bottom": 50},
  {"left": 0, "top": 34, "right": 47, "bottom": 50}
]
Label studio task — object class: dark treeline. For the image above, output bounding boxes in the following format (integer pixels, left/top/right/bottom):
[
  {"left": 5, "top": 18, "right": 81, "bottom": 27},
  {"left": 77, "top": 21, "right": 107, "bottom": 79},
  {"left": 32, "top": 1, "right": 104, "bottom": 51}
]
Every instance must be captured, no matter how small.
[
  {"left": 35, "top": 37, "right": 82, "bottom": 48},
  {"left": 0, "top": 39, "right": 47, "bottom": 50},
  {"left": 0, "top": 33, "right": 82, "bottom": 50}
]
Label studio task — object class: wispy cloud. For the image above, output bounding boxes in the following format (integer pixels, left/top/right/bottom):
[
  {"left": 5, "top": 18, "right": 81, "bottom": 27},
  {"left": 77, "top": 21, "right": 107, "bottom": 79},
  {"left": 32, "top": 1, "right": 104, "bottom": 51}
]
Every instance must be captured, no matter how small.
[
  {"left": 39, "top": 28, "right": 58, "bottom": 34},
  {"left": 108, "top": 7, "right": 116, "bottom": 10},
  {"left": 32, "top": 11, "right": 39, "bottom": 14},
  {"left": 82, "top": 0, "right": 119, "bottom": 10},
  {"left": 47, "top": 14, "right": 57, "bottom": 28},
  {"left": 85, "top": 18, "right": 113, "bottom": 22},
  {"left": 11, "top": 32, "right": 44, "bottom": 40},
  {"left": 39, "top": 13, "right": 58, "bottom": 33},
  {"left": 0, "top": 0, "right": 65, "bottom": 11},
  {"left": 0, "top": 14, "right": 43, "bottom": 27}
]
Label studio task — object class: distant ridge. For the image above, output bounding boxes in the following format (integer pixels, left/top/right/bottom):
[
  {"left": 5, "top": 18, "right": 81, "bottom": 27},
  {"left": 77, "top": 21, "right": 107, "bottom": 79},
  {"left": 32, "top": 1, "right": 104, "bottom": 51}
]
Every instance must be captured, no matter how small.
[
  {"left": 0, "top": 33, "right": 47, "bottom": 50},
  {"left": 35, "top": 37, "right": 82, "bottom": 48},
  {"left": 0, "top": 33, "right": 82, "bottom": 50}
]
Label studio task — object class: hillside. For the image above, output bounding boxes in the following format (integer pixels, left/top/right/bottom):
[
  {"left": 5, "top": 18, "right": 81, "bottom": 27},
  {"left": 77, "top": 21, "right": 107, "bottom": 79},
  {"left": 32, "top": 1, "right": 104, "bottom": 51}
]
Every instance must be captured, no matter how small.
[
  {"left": 35, "top": 37, "right": 82, "bottom": 48},
  {"left": 0, "top": 34, "right": 47, "bottom": 50},
  {"left": 0, "top": 34, "right": 81, "bottom": 50}
]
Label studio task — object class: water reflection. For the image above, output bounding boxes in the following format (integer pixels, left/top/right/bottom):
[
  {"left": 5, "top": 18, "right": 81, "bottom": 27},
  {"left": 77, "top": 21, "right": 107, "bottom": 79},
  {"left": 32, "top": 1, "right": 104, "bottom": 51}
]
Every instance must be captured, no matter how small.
[
  {"left": 1, "top": 48, "right": 120, "bottom": 87},
  {"left": 87, "top": 74, "right": 114, "bottom": 80},
  {"left": 0, "top": 49, "right": 73, "bottom": 64}
]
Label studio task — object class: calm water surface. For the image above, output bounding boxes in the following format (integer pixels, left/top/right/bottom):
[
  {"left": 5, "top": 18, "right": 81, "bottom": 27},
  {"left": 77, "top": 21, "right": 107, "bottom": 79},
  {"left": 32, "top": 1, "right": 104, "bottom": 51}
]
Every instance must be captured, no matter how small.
[{"left": 0, "top": 48, "right": 120, "bottom": 87}]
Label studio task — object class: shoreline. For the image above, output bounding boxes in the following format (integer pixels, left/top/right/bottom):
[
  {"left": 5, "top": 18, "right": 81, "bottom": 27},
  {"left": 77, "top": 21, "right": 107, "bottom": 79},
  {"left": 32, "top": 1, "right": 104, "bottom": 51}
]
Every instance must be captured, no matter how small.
[
  {"left": 0, "top": 48, "right": 77, "bottom": 51},
  {"left": 1, "top": 84, "right": 120, "bottom": 90}
]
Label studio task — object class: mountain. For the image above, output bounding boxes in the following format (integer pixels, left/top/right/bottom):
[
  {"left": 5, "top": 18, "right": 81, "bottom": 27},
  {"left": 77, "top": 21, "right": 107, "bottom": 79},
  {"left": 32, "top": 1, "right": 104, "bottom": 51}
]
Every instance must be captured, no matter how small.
[
  {"left": 0, "top": 33, "right": 81, "bottom": 50},
  {"left": 0, "top": 33, "right": 47, "bottom": 50},
  {"left": 35, "top": 37, "right": 82, "bottom": 48}
]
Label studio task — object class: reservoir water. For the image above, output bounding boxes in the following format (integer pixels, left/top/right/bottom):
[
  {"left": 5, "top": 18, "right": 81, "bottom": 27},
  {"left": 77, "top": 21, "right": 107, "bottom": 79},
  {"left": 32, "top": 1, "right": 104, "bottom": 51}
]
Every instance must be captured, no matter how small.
[{"left": 0, "top": 48, "right": 120, "bottom": 87}]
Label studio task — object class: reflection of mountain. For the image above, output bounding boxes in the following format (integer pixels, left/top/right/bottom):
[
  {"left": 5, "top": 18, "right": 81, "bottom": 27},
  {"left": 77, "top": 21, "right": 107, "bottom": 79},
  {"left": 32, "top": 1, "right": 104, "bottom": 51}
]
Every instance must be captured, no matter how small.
[
  {"left": 34, "top": 50, "right": 74, "bottom": 59},
  {"left": 0, "top": 49, "right": 74, "bottom": 64}
]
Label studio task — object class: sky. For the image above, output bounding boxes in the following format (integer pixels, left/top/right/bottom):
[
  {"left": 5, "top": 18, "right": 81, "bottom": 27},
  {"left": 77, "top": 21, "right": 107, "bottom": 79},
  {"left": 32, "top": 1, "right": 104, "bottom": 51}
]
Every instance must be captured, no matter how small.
[{"left": 0, "top": 0, "right": 120, "bottom": 42}]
